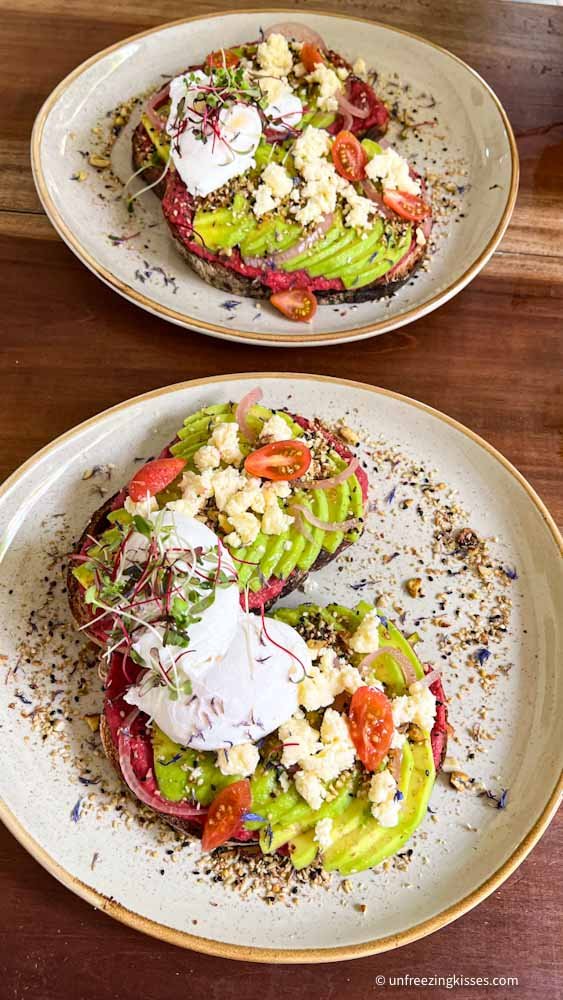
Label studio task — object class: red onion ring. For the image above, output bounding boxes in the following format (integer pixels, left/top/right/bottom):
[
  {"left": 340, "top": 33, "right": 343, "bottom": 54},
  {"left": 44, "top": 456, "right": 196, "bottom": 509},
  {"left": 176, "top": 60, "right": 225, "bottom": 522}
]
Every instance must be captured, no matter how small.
[
  {"left": 359, "top": 646, "right": 418, "bottom": 688},
  {"left": 360, "top": 179, "right": 395, "bottom": 219},
  {"left": 291, "top": 507, "right": 315, "bottom": 544},
  {"left": 304, "top": 456, "right": 359, "bottom": 490},
  {"left": 243, "top": 213, "right": 334, "bottom": 269},
  {"left": 288, "top": 503, "right": 360, "bottom": 533},
  {"left": 337, "top": 91, "right": 370, "bottom": 120},
  {"left": 264, "top": 22, "right": 327, "bottom": 50},
  {"left": 235, "top": 387, "right": 263, "bottom": 441},
  {"left": 419, "top": 667, "right": 441, "bottom": 688},
  {"left": 389, "top": 749, "right": 403, "bottom": 784},
  {"left": 145, "top": 83, "right": 171, "bottom": 133},
  {"left": 118, "top": 730, "right": 208, "bottom": 820}
]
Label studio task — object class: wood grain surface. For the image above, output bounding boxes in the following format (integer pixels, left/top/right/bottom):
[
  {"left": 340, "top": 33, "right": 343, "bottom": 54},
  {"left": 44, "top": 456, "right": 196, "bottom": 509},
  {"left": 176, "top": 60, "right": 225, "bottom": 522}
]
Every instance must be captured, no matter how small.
[{"left": 1, "top": 1, "right": 562, "bottom": 997}]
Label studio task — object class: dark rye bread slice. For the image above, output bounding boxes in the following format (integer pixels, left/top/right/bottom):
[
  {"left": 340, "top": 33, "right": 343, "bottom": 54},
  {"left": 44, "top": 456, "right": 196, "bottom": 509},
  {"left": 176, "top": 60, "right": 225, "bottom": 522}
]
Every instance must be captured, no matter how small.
[{"left": 66, "top": 414, "right": 369, "bottom": 643}]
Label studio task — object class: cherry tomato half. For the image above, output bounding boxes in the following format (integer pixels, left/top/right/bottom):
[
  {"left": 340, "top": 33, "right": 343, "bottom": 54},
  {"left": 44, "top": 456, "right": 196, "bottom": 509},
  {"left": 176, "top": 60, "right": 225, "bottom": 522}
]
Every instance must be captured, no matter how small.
[
  {"left": 202, "top": 780, "right": 251, "bottom": 851},
  {"left": 245, "top": 440, "right": 312, "bottom": 482},
  {"left": 331, "top": 130, "right": 367, "bottom": 182},
  {"left": 270, "top": 289, "right": 317, "bottom": 323},
  {"left": 206, "top": 48, "right": 240, "bottom": 70},
  {"left": 128, "top": 457, "right": 186, "bottom": 502},
  {"left": 300, "top": 43, "right": 325, "bottom": 73},
  {"left": 347, "top": 686, "right": 394, "bottom": 772},
  {"left": 382, "top": 189, "right": 432, "bottom": 222}
]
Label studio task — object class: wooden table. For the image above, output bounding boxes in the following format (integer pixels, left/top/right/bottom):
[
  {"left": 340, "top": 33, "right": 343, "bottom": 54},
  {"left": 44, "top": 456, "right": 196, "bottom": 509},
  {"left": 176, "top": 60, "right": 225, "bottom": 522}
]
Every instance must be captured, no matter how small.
[{"left": 1, "top": 1, "right": 562, "bottom": 996}]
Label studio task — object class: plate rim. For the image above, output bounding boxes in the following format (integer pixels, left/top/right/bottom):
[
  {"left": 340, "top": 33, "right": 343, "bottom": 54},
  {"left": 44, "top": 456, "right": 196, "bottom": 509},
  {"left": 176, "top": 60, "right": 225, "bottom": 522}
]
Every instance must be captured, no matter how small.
[
  {"left": 1, "top": 372, "right": 561, "bottom": 962},
  {"left": 30, "top": 8, "right": 520, "bottom": 348}
]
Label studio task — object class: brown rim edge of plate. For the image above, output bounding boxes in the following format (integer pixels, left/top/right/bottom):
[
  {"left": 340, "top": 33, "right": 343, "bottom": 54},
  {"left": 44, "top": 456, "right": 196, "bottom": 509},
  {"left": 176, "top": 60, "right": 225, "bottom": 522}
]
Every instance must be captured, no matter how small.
[
  {"left": 0, "top": 373, "right": 561, "bottom": 962},
  {"left": 30, "top": 9, "right": 520, "bottom": 347}
]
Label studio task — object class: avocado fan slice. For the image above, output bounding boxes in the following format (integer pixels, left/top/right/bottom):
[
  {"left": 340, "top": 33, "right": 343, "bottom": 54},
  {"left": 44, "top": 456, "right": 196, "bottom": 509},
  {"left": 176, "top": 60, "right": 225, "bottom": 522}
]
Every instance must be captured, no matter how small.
[{"left": 340, "top": 228, "right": 413, "bottom": 290}]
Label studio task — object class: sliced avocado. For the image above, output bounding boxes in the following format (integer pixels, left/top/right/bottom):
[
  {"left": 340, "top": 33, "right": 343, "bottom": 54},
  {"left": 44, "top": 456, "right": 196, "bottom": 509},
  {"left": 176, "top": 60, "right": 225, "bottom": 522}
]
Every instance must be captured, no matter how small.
[
  {"left": 237, "top": 534, "right": 268, "bottom": 588},
  {"left": 295, "top": 486, "right": 330, "bottom": 573},
  {"left": 254, "top": 140, "right": 294, "bottom": 172},
  {"left": 240, "top": 217, "right": 301, "bottom": 257},
  {"left": 300, "top": 109, "right": 337, "bottom": 130},
  {"left": 261, "top": 774, "right": 356, "bottom": 854},
  {"left": 361, "top": 138, "right": 383, "bottom": 160},
  {"left": 322, "top": 478, "right": 350, "bottom": 555},
  {"left": 152, "top": 726, "right": 238, "bottom": 806},
  {"left": 340, "top": 229, "right": 412, "bottom": 290},
  {"left": 281, "top": 221, "right": 345, "bottom": 272},
  {"left": 141, "top": 112, "right": 170, "bottom": 163},
  {"left": 335, "top": 741, "right": 435, "bottom": 875},
  {"left": 319, "top": 220, "right": 385, "bottom": 279},
  {"left": 303, "top": 231, "right": 358, "bottom": 276}
]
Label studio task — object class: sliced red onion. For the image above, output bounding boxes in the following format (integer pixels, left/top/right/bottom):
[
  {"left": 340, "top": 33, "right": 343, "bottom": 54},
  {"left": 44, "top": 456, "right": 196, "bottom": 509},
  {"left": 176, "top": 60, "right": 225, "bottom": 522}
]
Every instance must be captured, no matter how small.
[
  {"left": 118, "top": 730, "right": 207, "bottom": 820},
  {"left": 235, "top": 388, "right": 263, "bottom": 441},
  {"left": 389, "top": 749, "right": 403, "bottom": 784},
  {"left": 421, "top": 215, "right": 434, "bottom": 240},
  {"left": 337, "top": 91, "right": 370, "bottom": 120},
  {"left": 243, "top": 214, "right": 334, "bottom": 270},
  {"left": 145, "top": 83, "right": 171, "bottom": 133},
  {"left": 264, "top": 22, "right": 327, "bottom": 50},
  {"left": 288, "top": 503, "right": 360, "bottom": 533},
  {"left": 360, "top": 179, "right": 395, "bottom": 219},
  {"left": 304, "top": 457, "right": 359, "bottom": 490},
  {"left": 291, "top": 507, "right": 315, "bottom": 544},
  {"left": 359, "top": 646, "right": 418, "bottom": 687},
  {"left": 420, "top": 667, "right": 441, "bottom": 688}
]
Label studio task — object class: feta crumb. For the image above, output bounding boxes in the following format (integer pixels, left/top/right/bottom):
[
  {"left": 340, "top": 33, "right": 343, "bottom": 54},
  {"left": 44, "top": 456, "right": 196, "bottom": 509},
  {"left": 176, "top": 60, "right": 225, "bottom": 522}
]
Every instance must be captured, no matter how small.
[
  {"left": 344, "top": 189, "right": 376, "bottom": 231},
  {"left": 306, "top": 63, "right": 343, "bottom": 111},
  {"left": 348, "top": 610, "right": 380, "bottom": 654},
  {"left": 293, "top": 125, "right": 331, "bottom": 170},
  {"left": 279, "top": 716, "right": 321, "bottom": 768},
  {"left": 211, "top": 466, "right": 244, "bottom": 511},
  {"left": 223, "top": 530, "right": 242, "bottom": 549},
  {"left": 216, "top": 742, "right": 259, "bottom": 777},
  {"left": 368, "top": 769, "right": 401, "bottom": 827},
  {"left": 225, "top": 478, "right": 265, "bottom": 516},
  {"left": 253, "top": 183, "right": 277, "bottom": 218},
  {"left": 193, "top": 444, "right": 221, "bottom": 471},
  {"left": 228, "top": 510, "right": 260, "bottom": 546},
  {"left": 260, "top": 413, "right": 292, "bottom": 442},
  {"left": 256, "top": 33, "right": 293, "bottom": 78},
  {"left": 209, "top": 421, "right": 243, "bottom": 465},
  {"left": 314, "top": 817, "right": 333, "bottom": 849},
  {"left": 259, "top": 75, "right": 292, "bottom": 107},
  {"left": 124, "top": 495, "right": 158, "bottom": 518},
  {"left": 365, "top": 147, "right": 421, "bottom": 196},
  {"left": 295, "top": 771, "right": 325, "bottom": 811},
  {"left": 261, "top": 488, "right": 294, "bottom": 535},
  {"left": 336, "top": 66, "right": 349, "bottom": 81},
  {"left": 391, "top": 681, "right": 437, "bottom": 733},
  {"left": 262, "top": 162, "right": 293, "bottom": 200},
  {"left": 352, "top": 57, "right": 367, "bottom": 78}
]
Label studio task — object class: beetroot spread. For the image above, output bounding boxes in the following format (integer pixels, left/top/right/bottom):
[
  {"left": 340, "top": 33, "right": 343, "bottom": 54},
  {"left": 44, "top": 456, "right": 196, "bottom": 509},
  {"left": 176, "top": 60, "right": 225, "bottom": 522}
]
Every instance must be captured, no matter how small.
[{"left": 329, "top": 77, "right": 390, "bottom": 136}]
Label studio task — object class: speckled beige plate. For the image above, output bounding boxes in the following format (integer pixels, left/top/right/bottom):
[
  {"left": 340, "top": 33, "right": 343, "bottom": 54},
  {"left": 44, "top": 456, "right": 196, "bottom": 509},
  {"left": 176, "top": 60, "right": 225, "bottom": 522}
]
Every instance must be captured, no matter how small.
[
  {"left": 31, "top": 10, "right": 518, "bottom": 347},
  {"left": 0, "top": 375, "right": 561, "bottom": 961}
]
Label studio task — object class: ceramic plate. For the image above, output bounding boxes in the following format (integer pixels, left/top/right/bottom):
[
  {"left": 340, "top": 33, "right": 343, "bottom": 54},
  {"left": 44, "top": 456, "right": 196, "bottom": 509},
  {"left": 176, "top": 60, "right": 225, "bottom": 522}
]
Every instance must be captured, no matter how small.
[
  {"left": 0, "top": 374, "right": 561, "bottom": 962},
  {"left": 31, "top": 11, "right": 518, "bottom": 347}
]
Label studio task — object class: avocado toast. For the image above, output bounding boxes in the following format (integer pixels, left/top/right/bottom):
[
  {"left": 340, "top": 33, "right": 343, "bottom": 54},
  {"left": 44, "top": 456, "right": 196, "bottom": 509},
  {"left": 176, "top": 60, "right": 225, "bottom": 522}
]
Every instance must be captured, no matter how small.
[
  {"left": 129, "top": 24, "right": 433, "bottom": 314},
  {"left": 98, "top": 598, "right": 447, "bottom": 875},
  {"left": 68, "top": 390, "right": 368, "bottom": 643}
]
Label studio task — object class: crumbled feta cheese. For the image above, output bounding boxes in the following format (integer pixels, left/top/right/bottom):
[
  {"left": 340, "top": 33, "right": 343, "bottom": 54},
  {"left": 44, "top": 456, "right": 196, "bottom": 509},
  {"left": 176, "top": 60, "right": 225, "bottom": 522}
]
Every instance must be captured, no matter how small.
[
  {"left": 279, "top": 770, "right": 290, "bottom": 792},
  {"left": 293, "top": 125, "right": 331, "bottom": 170},
  {"left": 216, "top": 742, "right": 259, "bottom": 777},
  {"left": 262, "top": 162, "right": 294, "bottom": 200},
  {"left": 300, "top": 712, "right": 355, "bottom": 782},
  {"left": 416, "top": 226, "right": 427, "bottom": 246},
  {"left": 266, "top": 480, "right": 291, "bottom": 499},
  {"left": 170, "top": 470, "right": 213, "bottom": 518},
  {"left": 294, "top": 771, "right": 325, "bottom": 810},
  {"left": 348, "top": 610, "right": 380, "bottom": 654},
  {"left": 320, "top": 707, "right": 354, "bottom": 748},
  {"left": 314, "top": 817, "right": 333, "bottom": 849},
  {"left": 279, "top": 716, "right": 321, "bottom": 768},
  {"left": 260, "top": 413, "right": 292, "bottom": 442},
  {"left": 344, "top": 190, "right": 376, "bottom": 231},
  {"left": 365, "top": 147, "right": 421, "bottom": 196},
  {"left": 293, "top": 61, "right": 307, "bottom": 78},
  {"left": 336, "top": 66, "right": 349, "bottom": 81},
  {"left": 228, "top": 510, "right": 260, "bottom": 546},
  {"left": 223, "top": 530, "right": 241, "bottom": 549},
  {"left": 124, "top": 495, "right": 158, "bottom": 518},
  {"left": 225, "top": 478, "right": 265, "bottom": 516},
  {"left": 306, "top": 63, "right": 343, "bottom": 111},
  {"left": 256, "top": 33, "right": 293, "bottom": 78},
  {"left": 390, "top": 729, "right": 407, "bottom": 750},
  {"left": 209, "top": 421, "right": 243, "bottom": 465},
  {"left": 261, "top": 488, "right": 294, "bottom": 535},
  {"left": 211, "top": 467, "right": 244, "bottom": 511},
  {"left": 295, "top": 158, "right": 340, "bottom": 226},
  {"left": 368, "top": 769, "right": 401, "bottom": 827},
  {"left": 259, "top": 75, "right": 292, "bottom": 107},
  {"left": 391, "top": 681, "right": 437, "bottom": 733},
  {"left": 352, "top": 57, "right": 367, "bottom": 78},
  {"left": 299, "top": 651, "right": 364, "bottom": 711},
  {"left": 253, "top": 183, "right": 277, "bottom": 218},
  {"left": 193, "top": 444, "right": 221, "bottom": 471}
]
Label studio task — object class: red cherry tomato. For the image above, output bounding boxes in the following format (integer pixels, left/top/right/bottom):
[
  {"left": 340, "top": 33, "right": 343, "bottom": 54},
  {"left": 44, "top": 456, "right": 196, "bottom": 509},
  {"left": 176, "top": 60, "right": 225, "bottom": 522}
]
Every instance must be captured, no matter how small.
[
  {"left": 382, "top": 189, "right": 432, "bottom": 222},
  {"left": 128, "top": 458, "right": 186, "bottom": 502},
  {"left": 331, "top": 130, "right": 367, "bottom": 182},
  {"left": 202, "top": 780, "right": 252, "bottom": 851},
  {"left": 300, "top": 43, "right": 325, "bottom": 72},
  {"left": 270, "top": 289, "right": 317, "bottom": 323},
  {"left": 206, "top": 48, "right": 240, "bottom": 69},
  {"left": 244, "top": 440, "right": 312, "bottom": 482},
  {"left": 347, "top": 686, "right": 394, "bottom": 772}
]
